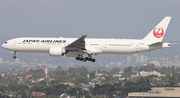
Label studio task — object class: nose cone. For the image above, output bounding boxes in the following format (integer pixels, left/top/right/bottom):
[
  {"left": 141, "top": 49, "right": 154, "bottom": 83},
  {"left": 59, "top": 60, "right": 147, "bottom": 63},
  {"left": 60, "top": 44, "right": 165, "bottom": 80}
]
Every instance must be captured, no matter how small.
[
  {"left": 2, "top": 42, "right": 9, "bottom": 49},
  {"left": 2, "top": 40, "right": 15, "bottom": 51},
  {"left": 2, "top": 44, "right": 6, "bottom": 49},
  {"left": 2, "top": 43, "right": 5, "bottom": 48}
]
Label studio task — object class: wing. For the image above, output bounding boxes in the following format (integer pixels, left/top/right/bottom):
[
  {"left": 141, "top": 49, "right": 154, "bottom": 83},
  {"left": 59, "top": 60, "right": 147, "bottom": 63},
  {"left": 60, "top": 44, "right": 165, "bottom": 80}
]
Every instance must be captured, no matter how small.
[{"left": 65, "top": 35, "right": 87, "bottom": 52}]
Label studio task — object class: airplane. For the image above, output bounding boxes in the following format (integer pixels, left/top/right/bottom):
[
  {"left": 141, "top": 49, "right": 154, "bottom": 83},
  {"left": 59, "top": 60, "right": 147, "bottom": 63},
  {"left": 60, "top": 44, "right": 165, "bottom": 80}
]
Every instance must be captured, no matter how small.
[{"left": 2, "top": 16, "right": 171, "bottom": 62}]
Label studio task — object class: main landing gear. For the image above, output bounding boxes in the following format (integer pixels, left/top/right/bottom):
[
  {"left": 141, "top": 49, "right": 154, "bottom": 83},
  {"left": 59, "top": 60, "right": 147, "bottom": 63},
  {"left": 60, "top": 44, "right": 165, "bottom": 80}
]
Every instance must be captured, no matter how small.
[{"left": 75, "top": 54, "right": 96, "bottom": 62}]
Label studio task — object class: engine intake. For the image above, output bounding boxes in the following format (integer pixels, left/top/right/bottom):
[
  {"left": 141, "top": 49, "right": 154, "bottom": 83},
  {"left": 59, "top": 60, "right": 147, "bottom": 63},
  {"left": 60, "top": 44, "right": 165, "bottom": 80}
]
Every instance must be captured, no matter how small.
[{"left": 49, "top": 47, "right": 66, "bottom": 56}]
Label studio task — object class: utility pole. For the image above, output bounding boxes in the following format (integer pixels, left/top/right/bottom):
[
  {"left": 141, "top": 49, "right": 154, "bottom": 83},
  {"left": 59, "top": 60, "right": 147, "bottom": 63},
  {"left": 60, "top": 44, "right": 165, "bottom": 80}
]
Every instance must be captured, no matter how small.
[{"left": 77, "top": 91, "right": 79, "bottom": 98}]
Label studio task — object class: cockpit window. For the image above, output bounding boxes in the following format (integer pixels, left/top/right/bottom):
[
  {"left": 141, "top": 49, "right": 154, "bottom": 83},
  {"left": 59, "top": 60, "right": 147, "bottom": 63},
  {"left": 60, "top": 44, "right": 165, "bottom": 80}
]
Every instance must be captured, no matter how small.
[{"left": 4, "top": 42, "right": 7, "bottom": 44}]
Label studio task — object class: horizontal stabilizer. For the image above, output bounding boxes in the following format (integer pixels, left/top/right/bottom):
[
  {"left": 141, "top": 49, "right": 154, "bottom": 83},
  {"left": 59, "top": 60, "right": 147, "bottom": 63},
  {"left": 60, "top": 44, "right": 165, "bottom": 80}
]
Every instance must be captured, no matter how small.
[
  {"left": 148, "top": 42, "right": 163, "bottom": 46},
  {"left": 148, "top": 42, "right": 172, "bottom": 48}
]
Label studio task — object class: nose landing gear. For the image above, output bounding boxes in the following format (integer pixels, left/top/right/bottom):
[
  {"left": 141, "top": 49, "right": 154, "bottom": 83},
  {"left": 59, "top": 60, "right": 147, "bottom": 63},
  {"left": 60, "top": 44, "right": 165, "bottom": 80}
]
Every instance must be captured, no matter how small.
[
  {"left": 13, "top": 56, "right": 17, "bottom": 59},
  {"left": 12, "top": 52, "right": 17, "bottom": 59}
]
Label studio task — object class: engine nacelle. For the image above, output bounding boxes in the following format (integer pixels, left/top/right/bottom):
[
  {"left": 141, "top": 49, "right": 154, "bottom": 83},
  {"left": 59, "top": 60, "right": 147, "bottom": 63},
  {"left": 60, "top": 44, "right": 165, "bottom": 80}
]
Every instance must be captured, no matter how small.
[{"left": 49, "top": 47, "right": 66, "bottom": 56}]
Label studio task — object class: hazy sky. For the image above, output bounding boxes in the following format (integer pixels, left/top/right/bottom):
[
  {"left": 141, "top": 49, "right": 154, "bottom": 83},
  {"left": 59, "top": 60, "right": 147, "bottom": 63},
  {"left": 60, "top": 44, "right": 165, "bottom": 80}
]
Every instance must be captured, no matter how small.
[{"left": 0, "top": 0, "right": 180, "bottom": 41}]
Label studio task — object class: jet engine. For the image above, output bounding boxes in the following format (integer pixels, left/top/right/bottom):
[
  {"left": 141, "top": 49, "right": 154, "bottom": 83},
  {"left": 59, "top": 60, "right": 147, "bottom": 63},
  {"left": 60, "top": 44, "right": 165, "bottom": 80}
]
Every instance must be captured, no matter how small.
[{"left": 49, "top": 47, "right": 66, "bottom": 56}]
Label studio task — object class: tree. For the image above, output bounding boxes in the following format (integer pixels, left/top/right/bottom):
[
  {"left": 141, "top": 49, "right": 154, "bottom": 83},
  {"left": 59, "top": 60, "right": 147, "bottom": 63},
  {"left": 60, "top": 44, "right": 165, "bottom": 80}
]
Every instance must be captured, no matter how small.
[
  {"left": 45, "top": 84, "right": 67, "bottom": 95},
  {"left": 124, "top": 66, "right": 133, "bottom": 74},
  {"left": 158, "top": 67, "right": 167, "bottom": 74},
  {"left": 0, "top": 85, "right": 7, "bottom": 92},
  {"left": 92, "top": 84, "right": 116, "bottom": 96},
  {"left": 59, "top": 74, "right": 67, "bottom": 82},
  {"left": 39, "top": 80, "right": 47, "bottom": 86},
  {"left": 69, "top": 87, "right": 76, "bottom": 95},
  {"left": 17, "top": 84, "right": 29, "bottom": 92},
  {"left": 110, "top": 68, "right": 120, "bottom": 75},
  {"left": 31, "top": 85, "right": 45, "bottom": 92},
  {"left": 169, "top": 75, "right": 176, "bottom": 86},
  {"left": 21, "top": 91, "right": 27, "bottom": 98},
  {"left": 123, "top": 66, "right": 133, "bottom": 77},
  {"left": 75, "top": 76, "right": 88, "bottom": 83},
  {"left": 92, "top": 84, "right": 101, "bottom": 95},
  {"left": 139, "top": 64, "right": 155, "bottom": 71},
  {"left": 89, "top": 71, "right": 96, "bottom": 79}
]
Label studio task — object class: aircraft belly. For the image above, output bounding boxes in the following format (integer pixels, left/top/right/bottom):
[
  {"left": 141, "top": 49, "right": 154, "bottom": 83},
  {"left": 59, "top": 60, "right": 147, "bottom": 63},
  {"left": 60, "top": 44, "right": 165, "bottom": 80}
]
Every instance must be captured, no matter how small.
[
  {"left": 101, "top": 47, "right": 136, "bottom": 54},
  {"left": 15, "top": 44, "right": 49, "bottom": 52},
  {"left": 99, "top": 46, "right": 150, "bottom": 54},
  {"left": 85, "top": 46, "right": 102, "bottom": 54}
]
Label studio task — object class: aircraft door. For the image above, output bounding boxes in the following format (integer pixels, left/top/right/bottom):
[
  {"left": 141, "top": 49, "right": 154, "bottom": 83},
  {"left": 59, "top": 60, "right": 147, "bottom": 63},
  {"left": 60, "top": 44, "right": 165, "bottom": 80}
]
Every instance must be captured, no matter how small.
[
  {"left": 135, "top": 43, "right": 145, "bottom": 52},
  {"left": 135, "top": 43, "right": 138, "bottom": 49},
  {"left": 13, "top": 41, "right": 17, "bottom": 47},
  {"left": 134, "top": 43, "right": 140, "bottom": 53},
  {"left": 104, "top": 42, "right": 107, "bottom": 48},
  {"left": 35, "top": 40, "right": 39, "bottom": 47},
  {"left": 36, "top": 42, "right": 39, "bottom": 50}
]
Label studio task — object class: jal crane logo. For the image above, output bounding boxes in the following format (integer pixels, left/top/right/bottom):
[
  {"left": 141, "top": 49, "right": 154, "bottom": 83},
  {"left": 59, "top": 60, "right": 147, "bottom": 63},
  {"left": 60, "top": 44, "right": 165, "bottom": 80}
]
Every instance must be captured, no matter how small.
[{"left": 153, "top": 27, "right": 164, "bottom": 38}]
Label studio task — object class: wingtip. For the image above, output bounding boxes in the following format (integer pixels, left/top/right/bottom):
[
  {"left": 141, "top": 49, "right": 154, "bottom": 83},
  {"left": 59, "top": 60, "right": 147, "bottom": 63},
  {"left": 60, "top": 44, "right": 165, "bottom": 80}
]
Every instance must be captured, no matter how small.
[
  {"left": 165, "top": 16, "right": 172, "bottom": 19},
  {"left": 82, "top": 35, "right": 87, "bottom": 37}
]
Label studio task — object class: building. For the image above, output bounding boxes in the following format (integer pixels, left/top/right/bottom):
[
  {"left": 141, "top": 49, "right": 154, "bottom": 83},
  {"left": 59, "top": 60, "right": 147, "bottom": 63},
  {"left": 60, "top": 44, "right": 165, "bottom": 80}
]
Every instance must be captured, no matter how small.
[
  {"left": 128, "top": 87, "right": 180, "bottom": 98},
  {"left": 0, "top": 58, "right": 3, "bottom": 63},
  {"left": 63, "top": 82, "right": 75, "bottom": 87},
  {"left": 150, "top": 61, "right": 160, "bottom": 66},
  {"left": 113, "top": 74, "right": 122, "bottom": 78},
  {"left": 31, "top": 91, "right": 45, "bottom": 97},
  {"left": 139, "top": 55, "right": 147, "bottom": 63},
  {"left": 45, "top": 68, "right": 48, "bottom": 78},
  {"left": 138, "top": 71, "right": 165, "bottom": 77},
  {"left": 26, "top": 74, "right": 32, "bottom": 78},
  {"left": 133, "top": 54, "right": 139, "bottom": 63},
  {"left": 127, "top": 56, "right": 132, "bottom": 65}
]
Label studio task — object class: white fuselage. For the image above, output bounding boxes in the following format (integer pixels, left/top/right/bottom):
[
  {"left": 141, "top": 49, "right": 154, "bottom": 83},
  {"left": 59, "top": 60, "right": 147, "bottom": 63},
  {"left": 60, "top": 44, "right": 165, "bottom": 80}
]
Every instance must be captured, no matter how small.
[{"left": 2, "top": 37, "right": 165, "bottom": 56}]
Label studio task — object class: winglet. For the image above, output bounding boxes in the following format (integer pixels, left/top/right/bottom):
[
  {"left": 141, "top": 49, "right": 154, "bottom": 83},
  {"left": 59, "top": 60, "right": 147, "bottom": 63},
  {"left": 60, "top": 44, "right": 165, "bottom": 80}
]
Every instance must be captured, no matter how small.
[{"left": 143, "top": 16, "right": 171, "bottom": 42}]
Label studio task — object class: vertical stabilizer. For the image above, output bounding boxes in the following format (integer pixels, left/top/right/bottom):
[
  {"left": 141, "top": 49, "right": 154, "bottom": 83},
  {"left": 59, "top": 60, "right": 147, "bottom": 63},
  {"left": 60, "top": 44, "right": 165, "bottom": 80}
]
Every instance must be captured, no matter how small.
[{"left": 143, "top": 16, "right": 171, "bottom": 42}]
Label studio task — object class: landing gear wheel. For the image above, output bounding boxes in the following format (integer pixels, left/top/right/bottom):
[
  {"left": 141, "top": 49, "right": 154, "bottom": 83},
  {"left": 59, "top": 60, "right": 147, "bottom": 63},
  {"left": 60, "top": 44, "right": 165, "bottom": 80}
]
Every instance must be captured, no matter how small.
[
  {"left": 87, "top": 58, "right": 92, "bottom": 61},
  {"left": 83, "top": 58, "right": 87, "bottom": 62},
  {"left": 13, "top": 56, "right": 17, "bottom": 59},
  {"left": 75, "top": 54, "right": 96, "bottom": 62},
  {"left": 91, "top": 59, "right": 95, "bottom": 62},
  {"left": 12, "top": 51, "right": 17, "bottom": 59},
  {"left": 79, "top": 58, "right": 83, "bottom": 61},
  {"left": 85, "top": 57, "right": 89, "bottom": 61},
  {"left": 76, "top": 57, "right": 80, "bottom": 60}
]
